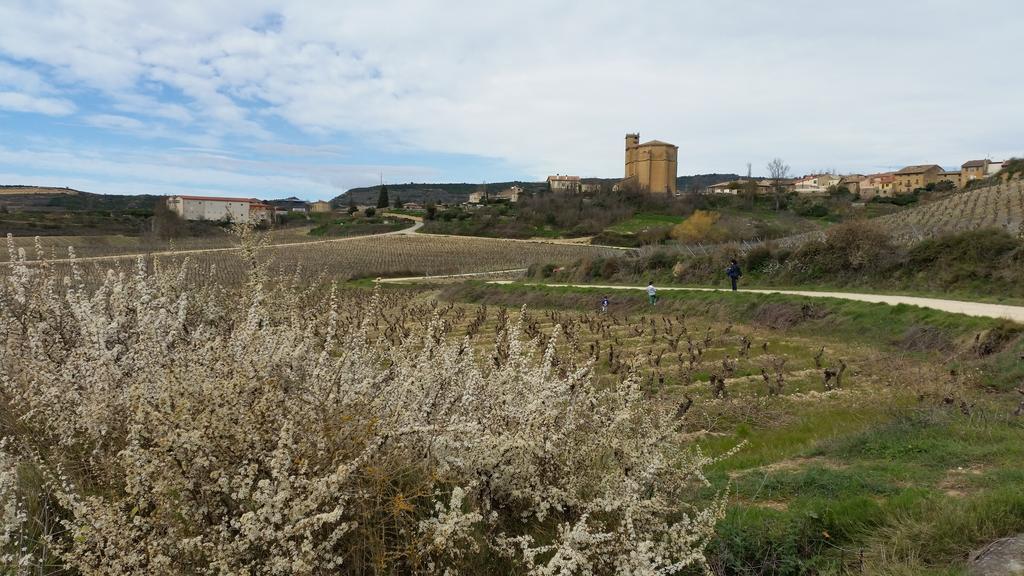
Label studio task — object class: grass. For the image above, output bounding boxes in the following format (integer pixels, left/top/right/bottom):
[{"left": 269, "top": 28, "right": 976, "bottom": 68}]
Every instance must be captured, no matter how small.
[
  {"left": 458, "top": 281, "right": 1001, "bottom": 346},
  {"left": 605, "top": 212, "right": 684, "bottom": 234}
]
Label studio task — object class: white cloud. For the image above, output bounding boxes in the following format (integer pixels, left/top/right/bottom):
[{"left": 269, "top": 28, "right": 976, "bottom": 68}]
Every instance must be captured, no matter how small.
[
  {"left": 0, "top": 0, "right": 1021, "bottom": 184},
  {"left": 0, "top": 143, "right": 437, "bottom": 200},
  {"left": 84, "top": 114, "right": 145, "bottom": 130},
  {"left": 0, "top": 91, "right": 76, "bottom": 115}
]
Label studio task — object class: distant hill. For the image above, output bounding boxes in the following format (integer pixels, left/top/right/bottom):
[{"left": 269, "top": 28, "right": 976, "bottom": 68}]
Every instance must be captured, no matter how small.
[
  {"left": 0, "top": 185, "right": 82, "bottom": 196},
  {"left": 0, "top": 186, "right": 160, "bottom": 212},
  {"left": 335, "top": 174, "right": 745, "bottom": 205},
  {"left": 333, "top": 181, "right": 547, "bottom": 206},
  {"left": 676, "top": 174, "right": 743, "bottom": 191}
]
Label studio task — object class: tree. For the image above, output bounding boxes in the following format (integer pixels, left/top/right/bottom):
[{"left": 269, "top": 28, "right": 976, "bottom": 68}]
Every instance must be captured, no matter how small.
[
  {"left": 425, "top": 203, "right": 437, "bottom": 221},
  {"left": 739, "top": 179, "right": 758, "bottom": 209},
  {"left": 767, "top": 158, "right": 791, "bottom": 211},
  {"left": 150, "top": 198, "right": 185, "bottom": 240},
  {"left": 376, "top": 185, "right": 389, "bottom": 209},
  {"left": 364, "top": 206, "right": 376, "bottom": 217},
  {"left": 393, "top": 194, "right": 404, "bottom": 209}
]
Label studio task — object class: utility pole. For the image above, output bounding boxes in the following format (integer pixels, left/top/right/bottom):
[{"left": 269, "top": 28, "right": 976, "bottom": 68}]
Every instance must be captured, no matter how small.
[{"left": 747, "top": 163, "right": 752, "bottom": 180}]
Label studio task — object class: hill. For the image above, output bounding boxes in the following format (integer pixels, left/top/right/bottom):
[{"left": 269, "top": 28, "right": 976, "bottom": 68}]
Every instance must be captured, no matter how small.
[
  {"left": 676, "top": 173, "right": 742, "bottom": 191},
  {"left": 871, "top": 179, "right": 1024, "bottom": 244},
  {"left": 0, "top": 187, "right": 160, "bottom": 212},
  {"left": 335, "top": 174, "right": 744, "bottom": 206},
  {"left": 333, "top": 181, "right": 547, "bottom": 206},
  {"left": 0, "top": 185, "right": 82, "bottom": 196}
]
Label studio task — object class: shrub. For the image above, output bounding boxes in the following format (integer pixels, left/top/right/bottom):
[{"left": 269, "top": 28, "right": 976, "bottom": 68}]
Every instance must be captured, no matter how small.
[
  {"left": 792, "top": 220, "right": 896, "bottom": 277},
  {"left": 744, "top": 245, "right": 773, "bottom": 273},
  {"left": 364, "top": 206, "right": 376, "bottom": 217},
  {"left": 0, "top": 232, "right": 731, "bottom": 574},
  {"left": 670, "top": 210, "right": 722, "bottom": 243}
]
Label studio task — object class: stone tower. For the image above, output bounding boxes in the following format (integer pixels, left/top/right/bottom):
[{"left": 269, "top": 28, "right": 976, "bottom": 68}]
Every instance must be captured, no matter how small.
[
  {"left": 623, "top": 132, "right": 678, "bottom": 194},
  {"left": 625, "top": 133, "right": 640, "bottom": 180}
]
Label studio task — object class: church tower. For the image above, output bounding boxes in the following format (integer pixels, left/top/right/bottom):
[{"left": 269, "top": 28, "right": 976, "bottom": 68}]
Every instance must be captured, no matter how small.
[
  {"left": 623, "top": 132, "right": 678, "bottom": 194},
  {"left": 625, "top": 133, "right": 639, "bottom": 179}
]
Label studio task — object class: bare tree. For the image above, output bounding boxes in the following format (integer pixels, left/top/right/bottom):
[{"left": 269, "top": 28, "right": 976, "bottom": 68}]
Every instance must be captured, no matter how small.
[{"left": 767, "top": 158, "right": 791, "bottom": 211}]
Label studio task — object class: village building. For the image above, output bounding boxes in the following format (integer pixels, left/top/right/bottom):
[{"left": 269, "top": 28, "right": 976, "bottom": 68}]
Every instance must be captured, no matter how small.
[
  {"left": 894, "top": 164, "right": 943, "bottom": 193},
  {"left": 166, "top": 195, "right": 271, "bottom": 224},
  {"left": 547, "top": 175, "right": 581, "bottom": 193},
  {"left": 706, "top": 179, "right": 775, "bottom": 195},
  {"left": 468, "top": 186, "right": 522, "bottom": 204},
  {"left": 987, "top": 160, "right": 1005, "bottom": 175},
  {"left": 839, "top": 175, "right": 864, "bottom": 195},
  {"left": 961, "top": 159, "right": 989, "bottom": 184},
  {"left": 269, "top": 196, "right": 310, "bottom": 213},
  {"left": 624, "top": 133, "right": 678, "bottom": 194},
  {"left": 580, "top": 179, "right": 604, "bottom": 193},
  {"left": 939, "top": 170, "right": 961, "bottom": 188},
  {"left": 310, "top": 200, "right": 332, "bottom": 213},
  {"left": 857, "top": 173, "right": 896, "bottom": 200},
  {"left": 793, "top": 174, "right": 834, "bottom": 195}
]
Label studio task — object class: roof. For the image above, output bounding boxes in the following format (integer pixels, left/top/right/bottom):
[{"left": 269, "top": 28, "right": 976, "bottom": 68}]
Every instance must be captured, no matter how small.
[
  {"left": 941, "top": 171, "right": 961, "bottom": 175},
  {"left": 638, "top": 139, "right": 676, "bottom": 148},
  {"left": 171, "top": 195, "right": 261, "bottom": 203},
  {"left": 547, "top": 175, "right": 581, "bottom": 181},
  {"left": 962, "top": 159, "right": 988, "bottom": 168},
  {"left": 896, "top": 164, "right": 942, "bottom": 175}
]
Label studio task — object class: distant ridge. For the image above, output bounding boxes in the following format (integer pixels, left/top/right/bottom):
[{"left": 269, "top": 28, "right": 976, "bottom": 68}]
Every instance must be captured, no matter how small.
[
  {"left": 333, "top": 174, "right": 745, "bottom": 205},
  {"left": 0, "top": 185, "right": 85, "bottom": 196}
]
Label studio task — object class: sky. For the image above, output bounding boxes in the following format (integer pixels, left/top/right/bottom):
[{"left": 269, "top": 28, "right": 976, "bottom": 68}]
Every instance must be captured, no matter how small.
[{"left": 0, "top": 1, "right": 1021, "bottom": 201}]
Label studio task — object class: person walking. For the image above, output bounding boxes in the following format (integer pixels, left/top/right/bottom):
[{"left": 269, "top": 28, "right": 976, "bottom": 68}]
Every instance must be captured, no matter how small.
[
  {"left": 601, "top": 295, "right": 609, "bottom": 313},
  {"left": 726, "top": 259, "right": 743, "bottom": 291},
  {"left": 647, "top": 281, "right": 657, "bottom": 305}
]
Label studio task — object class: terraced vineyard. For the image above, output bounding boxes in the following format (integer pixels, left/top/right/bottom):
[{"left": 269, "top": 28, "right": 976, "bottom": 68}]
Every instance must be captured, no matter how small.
[{"left": 874, "top": 180, "right": 1024, "bottom": 244}]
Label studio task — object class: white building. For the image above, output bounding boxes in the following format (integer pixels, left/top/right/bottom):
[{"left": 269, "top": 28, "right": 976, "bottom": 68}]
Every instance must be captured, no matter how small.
[{"left": 167, "top": 195, "right": 271, "bottom": 224}]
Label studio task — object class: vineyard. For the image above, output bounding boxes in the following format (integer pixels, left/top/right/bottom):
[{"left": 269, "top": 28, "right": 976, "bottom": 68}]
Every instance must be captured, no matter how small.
[
  {"left": 3, "top": 232, "right": 620, "bottom": 287},
  {"left": 872, "top": 180, "right": 1024, "bottom": 244}
]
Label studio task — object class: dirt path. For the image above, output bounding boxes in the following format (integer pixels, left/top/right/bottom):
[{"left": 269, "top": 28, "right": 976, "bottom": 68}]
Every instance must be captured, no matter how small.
[
  {"left": 480, "top": 282, "right": 1024, "bottom": 323},
  {"left": 379, "top": 272, "right": 1024, "bottom": 321}
]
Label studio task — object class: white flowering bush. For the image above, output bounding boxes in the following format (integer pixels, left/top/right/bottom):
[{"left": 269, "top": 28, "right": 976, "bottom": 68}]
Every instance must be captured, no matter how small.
[{"left": 0, "top": 233, "right": 730, "bottom": 575}]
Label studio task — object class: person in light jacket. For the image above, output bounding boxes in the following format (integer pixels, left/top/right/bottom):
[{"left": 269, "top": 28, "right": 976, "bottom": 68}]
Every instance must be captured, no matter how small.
[{"left": 647, "top": 281, "right": 657, "bottom": 305}]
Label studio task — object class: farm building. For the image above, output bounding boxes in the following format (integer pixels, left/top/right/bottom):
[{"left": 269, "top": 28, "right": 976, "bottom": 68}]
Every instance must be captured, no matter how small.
[
  {"left": 310, "top": 200, "right": 332, "bottom": 213},
  {"left": 269, "top": 196, "right": 310, "bottom": 213},
  {"left": 166, "top": 195, "right": 271, "bottom": 224},
  {"left": 547, "top": 175, "right": 581, "bottom": 193},
  {"left": 705, "top": 179, "right": 775, "bottom": 195},
  {"left": 468, "top": 186, "right": 522, "bottom": 204}
]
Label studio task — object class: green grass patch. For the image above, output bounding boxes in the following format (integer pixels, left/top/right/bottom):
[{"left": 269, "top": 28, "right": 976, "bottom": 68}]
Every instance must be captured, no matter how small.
[{"left": 605, "top": 212, "right": 684, "bottom": 234}]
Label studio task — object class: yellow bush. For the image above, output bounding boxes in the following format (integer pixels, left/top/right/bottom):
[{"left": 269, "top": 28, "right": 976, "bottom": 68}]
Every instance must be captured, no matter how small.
[{"left": 671, "top": 210, "right": 722, "bottom": 243}]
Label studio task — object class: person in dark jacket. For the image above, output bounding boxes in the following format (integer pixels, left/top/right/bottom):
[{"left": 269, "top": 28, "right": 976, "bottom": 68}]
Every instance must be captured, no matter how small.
[{"left": 726, "top": 259, "right": 742, "bottom": 291}]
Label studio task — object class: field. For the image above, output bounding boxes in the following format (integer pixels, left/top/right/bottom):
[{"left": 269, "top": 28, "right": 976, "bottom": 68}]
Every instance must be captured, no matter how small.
[
  {"left": 3, "top": 217, "right": 1024, "bottom": 574},
  {"left": 0, "top": 225, "right": 322, "bottom": 262},
  {"left": 3, "top": 232, "right": 622, "bottom": 286},
  {"left": 872, "top": 180, "right": 1024, "bottom": 244}
]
